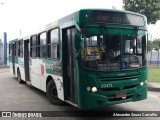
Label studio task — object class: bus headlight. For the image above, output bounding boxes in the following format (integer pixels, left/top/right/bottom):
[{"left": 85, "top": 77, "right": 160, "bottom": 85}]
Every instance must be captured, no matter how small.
[
  {"left": 140, "top": 82, "right": 144, "bottom": 86},
  {"left": 92, "top": 87, "right": 97, "bottom": 92}
]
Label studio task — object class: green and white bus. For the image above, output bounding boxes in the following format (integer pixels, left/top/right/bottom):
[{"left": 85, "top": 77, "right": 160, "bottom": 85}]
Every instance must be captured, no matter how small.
[{"left": 9, "top": 9, "right": 148, "bottom": 110}]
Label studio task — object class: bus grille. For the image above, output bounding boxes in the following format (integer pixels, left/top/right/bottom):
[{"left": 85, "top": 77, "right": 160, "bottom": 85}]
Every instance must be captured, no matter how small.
[
  {"left": 98, "top": 74, "right": 140, "bottom": 102},
  {"left": 99, "top": 74, "right": 140, "bottom": 82},
  {"left": 101, "top": 84, "right": 138, "bottom": 91}
]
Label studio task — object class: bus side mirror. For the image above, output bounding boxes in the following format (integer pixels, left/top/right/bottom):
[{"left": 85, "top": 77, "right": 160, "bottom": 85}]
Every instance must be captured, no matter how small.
[{"left": 74, "top": 33, "right": 81, "bottom": 50}]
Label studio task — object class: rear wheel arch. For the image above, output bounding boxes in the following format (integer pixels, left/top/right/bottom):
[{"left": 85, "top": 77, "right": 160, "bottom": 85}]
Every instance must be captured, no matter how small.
[{"left": 46, "top": 75, "right": 54, "bottom": 87}]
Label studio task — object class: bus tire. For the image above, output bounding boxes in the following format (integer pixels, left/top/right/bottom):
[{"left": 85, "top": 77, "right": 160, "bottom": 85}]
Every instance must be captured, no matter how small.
[
  {"left": 17, "top": 70, "right": 23, "bottom": 84},
  {"left": 46, "top": 80, "right": 64, "bottom": 105}
]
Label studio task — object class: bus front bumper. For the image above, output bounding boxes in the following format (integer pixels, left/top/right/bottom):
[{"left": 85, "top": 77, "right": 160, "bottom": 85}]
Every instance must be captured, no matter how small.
[{"left": 78, "top": 84, "right": 147, "bottom": 110}]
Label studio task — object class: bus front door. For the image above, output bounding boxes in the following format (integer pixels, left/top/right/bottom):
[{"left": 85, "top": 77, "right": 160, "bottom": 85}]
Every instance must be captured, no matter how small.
[{"left": 62, "top": 28, "right": 77, "bottom": 103}]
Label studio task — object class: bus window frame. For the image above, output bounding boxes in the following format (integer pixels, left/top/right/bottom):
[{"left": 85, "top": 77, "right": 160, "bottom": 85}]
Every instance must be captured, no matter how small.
[
  {"left": 38, "top": 31, "right": 47, "bottom": 59},
  {"left": 15, "top": 41, "right": 19, "bottom": 56},
  {"left": 30, "top": 34, "right": 38, "bottom": 58},
  {"left": 18, "top": 39, "right": 23, "bottom": 58},
  {"left": 47, "top": 27, "right": 60, "bottom": 60},
  {"left": 14, "top": 42, "right": 17, "bottom": 57}
]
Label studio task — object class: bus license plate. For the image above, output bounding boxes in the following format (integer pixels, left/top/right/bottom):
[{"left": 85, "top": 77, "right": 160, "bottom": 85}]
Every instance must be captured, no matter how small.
[{"left": 116, "top": 93, "right": 127, "bottom": 98}]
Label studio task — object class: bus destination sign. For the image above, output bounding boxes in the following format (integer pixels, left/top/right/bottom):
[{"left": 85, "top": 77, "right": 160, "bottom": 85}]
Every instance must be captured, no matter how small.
[{"left": 91, "top": 11, "right": 144, "bottom": 26}]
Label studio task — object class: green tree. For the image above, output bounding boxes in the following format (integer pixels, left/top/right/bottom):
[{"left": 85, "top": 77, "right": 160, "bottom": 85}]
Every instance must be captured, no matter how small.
[
  {"left": 152, "top": 38, "right": 160, "bottom": 51},
  {"left": 147, "top": 40, "right": 154, "bottom": 51},
  {"left": 123, "top": 0, "right": 160, "bottom": 24}
]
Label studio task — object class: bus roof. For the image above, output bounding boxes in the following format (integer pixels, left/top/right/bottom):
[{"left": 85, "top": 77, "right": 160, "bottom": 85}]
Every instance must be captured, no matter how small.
[{"left": 45, "top": 8, "right": 146, "bottom": 29}]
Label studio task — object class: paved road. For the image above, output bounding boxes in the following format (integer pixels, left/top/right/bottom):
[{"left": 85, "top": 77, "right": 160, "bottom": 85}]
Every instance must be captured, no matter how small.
[{"left": 0, "top": 71, "right": 159, "bottom": 120}]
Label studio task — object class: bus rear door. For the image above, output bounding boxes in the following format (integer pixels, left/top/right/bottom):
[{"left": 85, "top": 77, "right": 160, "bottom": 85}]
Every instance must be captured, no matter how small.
[
  {"left": 24, "top": 39, "right": 30, "bottom": 81},
  {"left": 11, "top": 44, "right": 15, "bottom": 74}
]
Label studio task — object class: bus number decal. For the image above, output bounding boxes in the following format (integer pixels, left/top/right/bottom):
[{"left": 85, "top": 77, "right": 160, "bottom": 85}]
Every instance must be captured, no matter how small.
[{"left": 101, "top": 84, "right": 112, "bottom": 88}]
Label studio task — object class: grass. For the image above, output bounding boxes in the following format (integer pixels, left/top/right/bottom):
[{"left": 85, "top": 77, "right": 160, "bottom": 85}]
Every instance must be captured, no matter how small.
[{"left": 148, "top": 66, "right": 160, "bottom": 83}]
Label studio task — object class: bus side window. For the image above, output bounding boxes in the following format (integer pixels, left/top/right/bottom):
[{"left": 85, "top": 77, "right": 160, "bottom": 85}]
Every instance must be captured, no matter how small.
[
  {"left": 30, "top": 35, "right": 37, "bottom": 58},
  {"left": 18, "top": 39, "right": 23, "bottom": 58},
  {"left": 14, "top": 42, "right": 16, "bottom": 56},
  {"left": 16, "top": 41, "right": 19, "bottom": 56},
  {"left": 48, "top": 28, "right": 59, "bottom": 59},
  {"left": 38, "top": 32, "right": 47, "bottom": 58}
]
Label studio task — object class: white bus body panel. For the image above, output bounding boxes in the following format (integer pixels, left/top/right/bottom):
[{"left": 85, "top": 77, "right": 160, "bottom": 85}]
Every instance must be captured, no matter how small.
[
  {"left": 37, "top": 59, "right": 64, "bottom": 101},
  {"left": 30, "top": 59, "right": 41, "bottom": 89},
  {"left": 18, "top": 58, "right": 25, "bottom": 81}
]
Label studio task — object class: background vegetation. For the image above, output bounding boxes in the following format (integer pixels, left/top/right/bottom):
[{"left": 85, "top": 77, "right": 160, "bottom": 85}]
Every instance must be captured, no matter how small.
[
  {"left": 148, "top": 67, "right": 160, "bottom": 83},
  {"left": 123, "top": 0, "right": 160, "bottom": 24}
]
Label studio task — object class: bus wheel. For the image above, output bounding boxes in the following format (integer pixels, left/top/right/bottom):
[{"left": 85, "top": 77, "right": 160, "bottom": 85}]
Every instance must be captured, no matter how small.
[
  {"left": 46, "top": 80, "right": 64, "bottom": 105},
  {"left": 17, "top": 70, "right": 23, "bottom": 84}
]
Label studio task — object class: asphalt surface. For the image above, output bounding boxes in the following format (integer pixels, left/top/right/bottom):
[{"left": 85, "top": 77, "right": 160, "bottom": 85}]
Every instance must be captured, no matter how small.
[{"left": 0, "top": 69, "right": 160, "bottom": 120}]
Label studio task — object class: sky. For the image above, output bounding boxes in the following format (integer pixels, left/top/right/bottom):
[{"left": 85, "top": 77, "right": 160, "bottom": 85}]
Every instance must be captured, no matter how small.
[{"left": 0, "top": 0, "right": 160, "bottom": 41}]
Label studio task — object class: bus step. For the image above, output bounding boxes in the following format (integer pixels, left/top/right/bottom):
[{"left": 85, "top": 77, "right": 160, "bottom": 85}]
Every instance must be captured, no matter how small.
[
  {"left": 26, "top": 81, "right": 32, "bottom": 86},
  {"left": 64, "top": 100, "right": 78, "bottom": 108}
]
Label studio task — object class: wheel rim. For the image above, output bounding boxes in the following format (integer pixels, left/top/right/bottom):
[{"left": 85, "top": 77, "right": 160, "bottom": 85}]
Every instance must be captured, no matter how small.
[{"left": 50, "top": 86, "right": 58, "bottom": 98}]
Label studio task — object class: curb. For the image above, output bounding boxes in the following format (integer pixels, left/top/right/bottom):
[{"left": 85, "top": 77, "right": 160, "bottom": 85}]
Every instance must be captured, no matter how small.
[
  {"left": 0, "top": 67, "right": 9, "bottom": 73},
  {"left": 148, "top": 87, "right": 160, "bottom": 92},
  {"left": 148, "top": 85, "right": 160, "bottom": 92}
]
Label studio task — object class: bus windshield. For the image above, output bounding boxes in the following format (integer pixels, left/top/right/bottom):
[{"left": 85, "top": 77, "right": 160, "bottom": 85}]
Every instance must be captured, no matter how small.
[{"left": 80, "top": 27, "right": 147, "bottom": 71}]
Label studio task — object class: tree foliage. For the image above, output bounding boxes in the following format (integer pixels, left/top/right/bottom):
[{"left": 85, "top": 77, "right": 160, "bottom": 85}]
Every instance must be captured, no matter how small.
[
  {"left": 147, "top": 41, "right": 154, "bottom": 51},
  {"left": 123, "top": 0, "right": 160, "bottom": 24},
  {"left": 152, "top": 38, "right": 160, "bottom": 51},
  {"left": 147, "top": 38, "right": 160, "bottom": 51}
]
